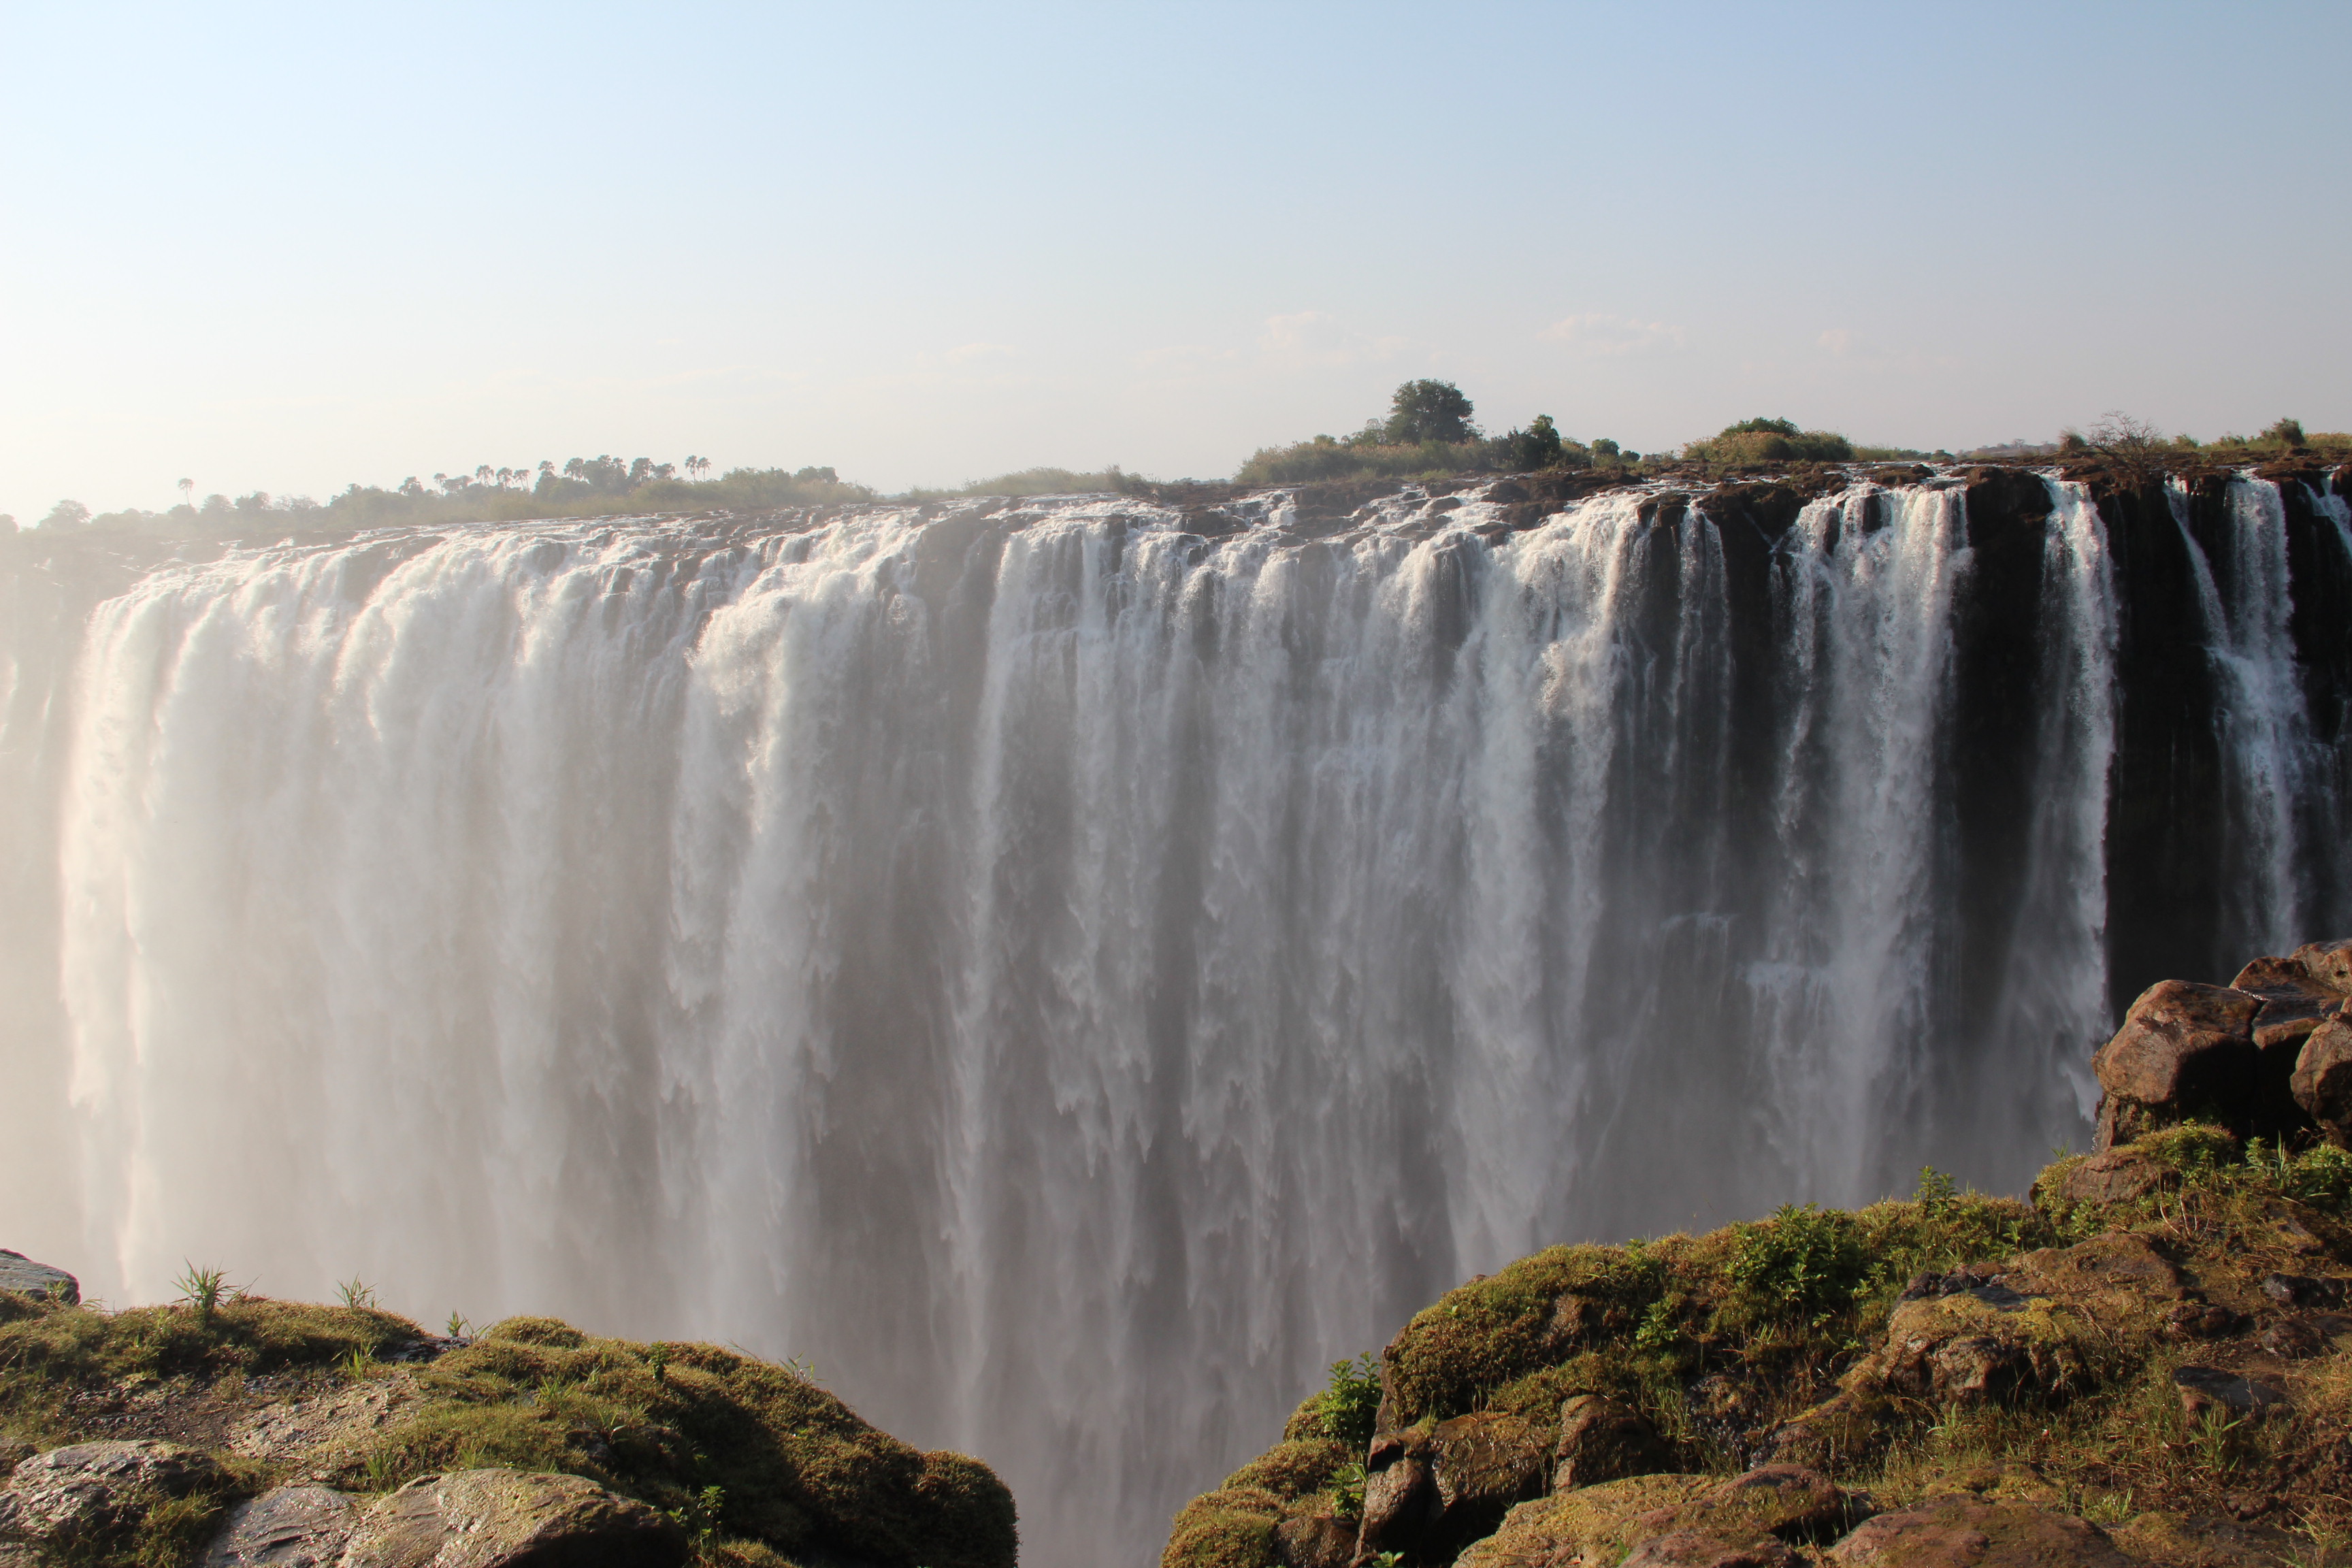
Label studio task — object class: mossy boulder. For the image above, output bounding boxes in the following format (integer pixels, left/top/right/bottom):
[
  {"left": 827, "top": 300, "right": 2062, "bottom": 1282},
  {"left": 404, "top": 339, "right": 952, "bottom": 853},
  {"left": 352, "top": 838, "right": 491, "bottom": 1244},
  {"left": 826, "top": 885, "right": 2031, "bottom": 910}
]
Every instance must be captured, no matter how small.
[{"left": 0, "top": 1292, "right": 1015, "bottom": 1568}]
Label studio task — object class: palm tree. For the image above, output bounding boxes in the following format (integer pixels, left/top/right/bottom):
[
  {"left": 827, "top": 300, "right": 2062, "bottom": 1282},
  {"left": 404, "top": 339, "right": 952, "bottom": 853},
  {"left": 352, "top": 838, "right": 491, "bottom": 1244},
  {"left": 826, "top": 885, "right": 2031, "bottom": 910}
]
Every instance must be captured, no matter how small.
[{"left": 178, "top": 477, "right": 194, "bottom": 508}]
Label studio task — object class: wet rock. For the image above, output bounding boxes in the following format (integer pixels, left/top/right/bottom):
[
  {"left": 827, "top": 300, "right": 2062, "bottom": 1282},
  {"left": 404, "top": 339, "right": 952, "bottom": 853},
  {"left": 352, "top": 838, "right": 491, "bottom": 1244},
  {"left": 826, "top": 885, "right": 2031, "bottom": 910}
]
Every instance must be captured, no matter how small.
[
  {"left": 1553, "top": 1394, "right": 1671, "bottom": 1491},
  {"left": 2291, "top": 1017, "right": 2352, "bottom": 1132},
  {"left": 0, "top": 1439, "right": 218, "bottom": 1550},
  {"left": 0, "top": 1252, "right": 76, "bottom": 1305},
  {"left": 1619, "top": 1529, "right": 1800, "bottom": 1567},
  {"left": 1827, "top": 1497, "right": 2136, "bottom": 1565},
  {"left": 2172, "top": 1365, "right": 2289, "bottom": 1420},
  {"left": 342, "top": 1469, "right": 685, "bottom": 1568},
  {"left": 2092, "top": 980, "right": 2261, "bottom": 1149},
  {"left": 201, "top": 1485, "right": 359, "bottom": 1567}
]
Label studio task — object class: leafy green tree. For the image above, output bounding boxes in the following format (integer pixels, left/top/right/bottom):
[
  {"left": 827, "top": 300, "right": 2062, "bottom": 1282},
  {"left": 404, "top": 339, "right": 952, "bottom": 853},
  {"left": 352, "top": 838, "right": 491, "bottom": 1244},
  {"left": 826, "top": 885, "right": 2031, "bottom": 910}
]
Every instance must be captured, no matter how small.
[
  {"left": 1383, "top": 379, "right": 1478, "bottom": 444},
  {"left": 1498, "top": 414, "right": 1565, "bottom": 470},
  {"left": 39, "top": 500, "right": 91, "bottom": 529}
]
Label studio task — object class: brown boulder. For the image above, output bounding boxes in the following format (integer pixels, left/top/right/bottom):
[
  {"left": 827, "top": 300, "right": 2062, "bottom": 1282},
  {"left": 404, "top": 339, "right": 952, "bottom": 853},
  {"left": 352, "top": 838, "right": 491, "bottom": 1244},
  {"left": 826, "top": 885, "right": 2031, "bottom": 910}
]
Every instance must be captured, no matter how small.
[
  {"left": 0, "top": 1440, "right": 218, "bottom": 1550},
  {"left": 2289, "top": 937, "right": 2352, "bottom": 994},
  {"left": 1431, "top": 1411, "right": 1548, "bottom": 1521},
  {"left": 1354, "top": 1451, "right": 1440, "bottom": 1564},
  {"left": 201, "top": 1485, "right": 359, "bottom": 1567},
  {"left": 1620, "top": 1530, "right": 1801, "bottom": 1567},
  {"left": 1274, "top": 1509, "right": 1355, "bottom": 1568},
  {"left": 1554, "top": 1394, "right": 1672, "bottom": 1491},
  {"left": 2291, "top": 1017, "right": 2352, "bottom": 1132},
  {"left": 2048, "top": 1149, "right": 2163, "bottom": 1206},
  {"left": 2091, "top": 981, "right": 2259, "bottom": 1149},
  {"left": 1827, "top": 1497, "right": 2136, "bottom": 1566},
  {"left": 342, "top": 1470, "right": 685, "bottom": 1568}
]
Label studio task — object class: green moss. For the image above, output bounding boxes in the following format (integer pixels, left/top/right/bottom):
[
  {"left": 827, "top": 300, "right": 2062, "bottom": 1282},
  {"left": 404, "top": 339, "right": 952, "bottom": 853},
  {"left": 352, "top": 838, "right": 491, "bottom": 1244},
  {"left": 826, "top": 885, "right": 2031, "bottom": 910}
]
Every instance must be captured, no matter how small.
[
  {"left": 0, "top": 1298, "right": 1014, "bottom": 1568},
  {"left": 1220, "top": 1438, "right": 1347, "bottom": 1500},
  {"left": 1160, "top": 1488, "right": 1283, "bottom": 1568}
]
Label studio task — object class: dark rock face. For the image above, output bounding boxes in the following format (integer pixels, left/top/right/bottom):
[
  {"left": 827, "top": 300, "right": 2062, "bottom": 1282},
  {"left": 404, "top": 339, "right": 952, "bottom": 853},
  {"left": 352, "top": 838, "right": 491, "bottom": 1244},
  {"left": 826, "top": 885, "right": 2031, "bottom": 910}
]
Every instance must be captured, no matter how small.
[
  {"left": 1554, "top": 1394, "right": 1672, "bottom": 1492},
  {"left": 341, "top": 1469, "right": 685, "bottom": 1568},
  {"left": 2291, "top": 1017, "right": 2352, "bottom": 1133},
  {"left": 0, "top": 1252, "right": 76, "bottom": 1305},
  {"left": 2172, "top": 1365, "right": 2290, "bottom": 1420}
]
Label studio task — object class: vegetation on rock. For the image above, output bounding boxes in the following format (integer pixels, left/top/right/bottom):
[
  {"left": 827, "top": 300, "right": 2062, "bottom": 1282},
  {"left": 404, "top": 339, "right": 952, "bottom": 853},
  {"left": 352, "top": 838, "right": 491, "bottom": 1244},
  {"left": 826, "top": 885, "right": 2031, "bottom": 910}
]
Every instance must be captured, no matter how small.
[
  {"left": 0, "top": 1292, "right": 1013, "bottom": 1568},
  {"left": 1164, "top": 1110, "right": 2352, "bottom": 1567}
]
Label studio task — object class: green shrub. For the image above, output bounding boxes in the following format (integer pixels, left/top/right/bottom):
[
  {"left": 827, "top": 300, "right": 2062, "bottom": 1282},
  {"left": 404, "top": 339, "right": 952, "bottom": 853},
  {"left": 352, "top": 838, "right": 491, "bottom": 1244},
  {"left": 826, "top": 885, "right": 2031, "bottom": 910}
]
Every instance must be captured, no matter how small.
[
  {"left": 1727, "top": 1204, "right": 1869, "bottom": 1320},
  {"left": 1313, "top": 1354, "right": 1382, "bottom": 1449}
]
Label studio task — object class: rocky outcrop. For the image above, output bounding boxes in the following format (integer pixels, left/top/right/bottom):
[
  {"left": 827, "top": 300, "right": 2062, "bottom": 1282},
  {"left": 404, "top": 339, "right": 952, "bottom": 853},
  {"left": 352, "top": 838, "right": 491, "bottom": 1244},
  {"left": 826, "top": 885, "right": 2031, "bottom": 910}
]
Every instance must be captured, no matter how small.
[
  {"left": 1552, "top": 1394, "right": 1670, "bottom": 1491},
  {"left": 2091, "top": 942, "right": 2352, "bottom": 1149},
  {"left": 0, "top": 1439, "right": 218, "bottom": 1554},
  {"left": 343, "top": 1469, "right": 685, "bottom": 1568},
  {"left": 201, "top": 1484, "right": 358, "bottom": 1567},
  {"left": 1826, "top": 1498, "right": 2137, "bottom": 1567},
  {"left": 0, "top": 1252, "right": 76, "bottom": 1306}
]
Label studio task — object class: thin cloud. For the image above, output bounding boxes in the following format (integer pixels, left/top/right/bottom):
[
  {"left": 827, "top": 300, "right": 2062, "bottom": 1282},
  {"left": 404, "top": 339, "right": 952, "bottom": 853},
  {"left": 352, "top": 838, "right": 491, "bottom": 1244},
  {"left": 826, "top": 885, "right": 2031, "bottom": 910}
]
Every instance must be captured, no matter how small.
[
  {"left": 945, "top": 342, "right": 1016, "bottom": 364},
  {"left": 1538, "top": 313, "right": 1687, "bottom": 357},
  {"left": 1257, "top": 311, "right": 1407, "bottom": 369},
  {"left": 1818, "top": 329, "right": 1855, "bottom": 357}
]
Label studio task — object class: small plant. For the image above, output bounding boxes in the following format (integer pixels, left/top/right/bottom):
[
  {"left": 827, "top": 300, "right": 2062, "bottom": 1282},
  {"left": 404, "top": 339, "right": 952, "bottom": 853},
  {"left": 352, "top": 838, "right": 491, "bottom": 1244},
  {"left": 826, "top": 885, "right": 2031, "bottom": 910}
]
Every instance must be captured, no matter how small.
[
  {"left": 646, "top": 1343, "right": 671, "bottom": 1384},
  {"left": 1330, "top": 1460, "right": 1367, "bottom": 1520},
  {"left": 445, "top": 1311, "right": 472, "bottom": 1339},
  {"left": 1914, "top": 1166, "right": 1959, "bottom": 1214},
  {"left": 1315, "top": 1353, "right": 1383, "bottom": 1448},
  {"left": 342, "top": 1345, "right": 374, "bottom": 1379},
  {"left": 2187, "top": 1405, "right": 2245, "bottom": 1474},
  {"left": 174, "top": 1262, "right": 230, "bottom": 1323},
  {"left": 1633, "top": 1295, "right": 1682, "bottom": 1354},
  {"left": 668, "top": 1484, "right": 725, "bottom": 1546},
  {"left": 337, "top": 1277, "right": 378, "bottom": 1310}
]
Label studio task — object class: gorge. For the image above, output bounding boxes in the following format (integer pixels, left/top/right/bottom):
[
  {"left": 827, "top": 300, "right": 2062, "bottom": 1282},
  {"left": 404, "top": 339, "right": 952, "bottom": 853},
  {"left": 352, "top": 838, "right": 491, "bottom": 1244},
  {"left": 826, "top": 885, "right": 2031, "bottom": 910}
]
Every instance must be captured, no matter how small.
[{"left": 3, "top": 462, "right": 2349, "bottom": 1568}]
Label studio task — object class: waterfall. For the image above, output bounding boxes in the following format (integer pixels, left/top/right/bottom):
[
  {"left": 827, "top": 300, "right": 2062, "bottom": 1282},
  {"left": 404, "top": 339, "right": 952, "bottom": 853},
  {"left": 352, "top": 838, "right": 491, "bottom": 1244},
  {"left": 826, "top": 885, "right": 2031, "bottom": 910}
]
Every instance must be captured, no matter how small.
[{"left": 1, "top": 472, "right": 2342, "bottom": 1567}]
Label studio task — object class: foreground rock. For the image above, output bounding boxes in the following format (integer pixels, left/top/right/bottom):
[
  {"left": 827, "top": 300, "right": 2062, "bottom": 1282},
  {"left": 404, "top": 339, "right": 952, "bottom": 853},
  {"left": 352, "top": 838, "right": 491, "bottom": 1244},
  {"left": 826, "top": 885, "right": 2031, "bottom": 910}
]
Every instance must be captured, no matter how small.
[
  {"left": 2093, "top": 940, "right": 2352, "bottom": 1150},
  {"left": 1164, "top": 936, "right": 2352, "bottom": 1568},
  {"left": 0, "top": 1439, "right": 218, "bottom": 1552},
  {"left": 201, "top": 1484, "right": 358, "bottom": 1567},
  {"left": 0, "top": 1290, "right": 1016, "bottom": 1568},
  {"left": 344, "top": 1469, "right": 683, "bottom": 1568},
  {"left": 1827, "top": 1498, "right": 2137, "bottom": 1567},
  {"left": 0, "top": 1252, "right": 76, "bottom": 1306}
]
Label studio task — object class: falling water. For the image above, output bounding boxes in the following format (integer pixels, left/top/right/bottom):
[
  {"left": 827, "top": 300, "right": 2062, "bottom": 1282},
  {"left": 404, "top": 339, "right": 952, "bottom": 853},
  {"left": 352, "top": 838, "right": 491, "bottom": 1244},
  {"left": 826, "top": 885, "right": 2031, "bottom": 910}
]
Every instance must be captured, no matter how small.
[{"left": 0, "top": 473, "right": 2341, "bottom": 1566}]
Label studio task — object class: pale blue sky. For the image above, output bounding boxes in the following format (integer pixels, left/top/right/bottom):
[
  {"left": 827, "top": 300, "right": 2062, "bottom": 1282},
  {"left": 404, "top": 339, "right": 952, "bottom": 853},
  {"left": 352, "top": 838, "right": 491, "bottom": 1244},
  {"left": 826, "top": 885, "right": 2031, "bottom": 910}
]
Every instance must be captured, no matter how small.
[{"left": 5, "top": 0, "right": 2348, "bottom": 520}]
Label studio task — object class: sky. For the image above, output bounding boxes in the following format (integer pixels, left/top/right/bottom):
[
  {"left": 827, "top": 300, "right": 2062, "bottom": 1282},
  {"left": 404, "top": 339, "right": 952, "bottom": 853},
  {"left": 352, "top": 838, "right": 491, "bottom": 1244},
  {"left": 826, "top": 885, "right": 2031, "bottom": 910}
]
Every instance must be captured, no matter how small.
[{"left": 4, "top": 0, "right": 2349, "bottom": 523}]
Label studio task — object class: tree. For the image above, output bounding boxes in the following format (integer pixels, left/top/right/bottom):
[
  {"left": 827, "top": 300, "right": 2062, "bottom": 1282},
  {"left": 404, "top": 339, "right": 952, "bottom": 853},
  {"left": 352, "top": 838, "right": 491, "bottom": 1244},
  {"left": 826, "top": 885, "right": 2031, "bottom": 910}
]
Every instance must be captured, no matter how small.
[
  {"left": 39, "top": 499, "right": 91, "bottom": 529},
  {"left": 1383, "top": 379, "right": 1478, "bottom": 445},
  {"left": 2261, "top": 416, "right": 2307, "bottom": 449},
  {"left": 1498, "top": 414, "right": 1565, "bottom": 470},
  {"left": 178, "top": 478, "right": 195, "bottom": 508}
]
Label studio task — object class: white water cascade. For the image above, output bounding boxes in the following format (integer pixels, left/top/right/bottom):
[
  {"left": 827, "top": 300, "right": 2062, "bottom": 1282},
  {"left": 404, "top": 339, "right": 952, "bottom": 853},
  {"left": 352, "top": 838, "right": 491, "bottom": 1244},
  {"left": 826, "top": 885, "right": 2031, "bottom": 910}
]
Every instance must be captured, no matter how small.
[{"left": 0, "top": 474, "right": 2338, "bottom": 1566}]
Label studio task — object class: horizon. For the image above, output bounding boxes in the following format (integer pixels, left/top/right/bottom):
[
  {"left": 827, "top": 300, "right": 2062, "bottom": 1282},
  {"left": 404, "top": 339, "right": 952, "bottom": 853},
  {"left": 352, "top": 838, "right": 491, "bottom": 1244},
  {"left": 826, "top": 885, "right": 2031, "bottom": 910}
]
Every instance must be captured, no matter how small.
[{"left": 5, "top": 1, "right": 2349, "bottom": 525}]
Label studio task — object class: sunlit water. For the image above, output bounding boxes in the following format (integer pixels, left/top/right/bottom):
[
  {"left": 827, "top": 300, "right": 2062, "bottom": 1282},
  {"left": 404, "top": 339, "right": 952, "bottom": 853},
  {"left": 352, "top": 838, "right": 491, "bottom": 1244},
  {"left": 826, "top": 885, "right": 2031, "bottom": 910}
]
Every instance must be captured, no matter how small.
[{"left": 1, "top": 475, "right": 2343, "bottom": 1567}]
